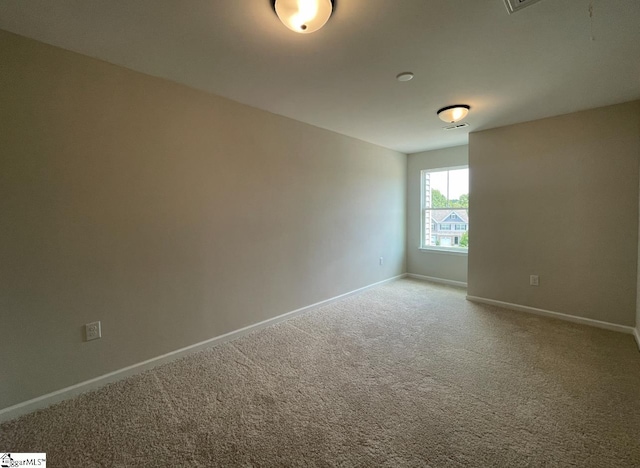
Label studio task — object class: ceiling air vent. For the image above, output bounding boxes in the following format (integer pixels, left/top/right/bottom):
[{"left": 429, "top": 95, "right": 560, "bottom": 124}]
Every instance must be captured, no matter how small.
[
  {"left": 443, "top": 123, "right": 469, "bottom": 131},
  {"left": 504, "top": 0, "right": 543, "bottom": 14}
]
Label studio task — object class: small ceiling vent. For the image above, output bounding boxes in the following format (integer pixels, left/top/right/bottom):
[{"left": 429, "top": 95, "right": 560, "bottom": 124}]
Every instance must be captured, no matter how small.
[
  {"left": 443, "top": 123, "right": 469, "bottom": 130},
  {"left": 504, "top": 0, "right": 543, "bottom": 14}
]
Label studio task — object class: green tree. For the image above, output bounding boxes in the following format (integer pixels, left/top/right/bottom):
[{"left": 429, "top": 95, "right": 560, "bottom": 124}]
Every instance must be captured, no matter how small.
[
  {"left": 460, "top": 231, "right": 469, "bottom": 247},
  {"left": 431, "top": 190, "right": 469, "bottom": 209},
  {"left": 449, "top": 194, "right": 469, "bottom": 208},
  {"left": 430, "top": 189, "right": 448, "bottom": 208}
]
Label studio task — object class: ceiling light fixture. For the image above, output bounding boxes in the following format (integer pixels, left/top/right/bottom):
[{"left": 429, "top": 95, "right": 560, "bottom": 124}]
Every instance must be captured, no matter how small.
[
  {"left": 437, "top": 105, "right": 470, "bottom": 123},
  {"left": 273, "top": 0, "right": 333, "bottom": 34}
]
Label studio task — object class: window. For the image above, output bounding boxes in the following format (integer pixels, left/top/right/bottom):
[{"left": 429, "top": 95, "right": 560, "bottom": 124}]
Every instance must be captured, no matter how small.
[{"left": 421, "top": 167, "right": 469, "bottom": 251}]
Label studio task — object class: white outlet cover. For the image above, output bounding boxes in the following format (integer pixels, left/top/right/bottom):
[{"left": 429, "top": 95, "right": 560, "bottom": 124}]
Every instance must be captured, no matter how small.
[{"left": 85, "top": 321, "right": 102, "bottom": 341}]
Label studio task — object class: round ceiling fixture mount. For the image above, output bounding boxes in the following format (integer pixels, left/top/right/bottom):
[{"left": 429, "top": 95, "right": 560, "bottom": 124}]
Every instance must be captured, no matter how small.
[
  {"left": 396, "top": 72, "right": 414, "bottom": 82},
  {"left": 273, "top": 0, "right": 333, "bottom": 34},
  {"left": 437, "top": 105, "right": 470, "bottom": 123}
]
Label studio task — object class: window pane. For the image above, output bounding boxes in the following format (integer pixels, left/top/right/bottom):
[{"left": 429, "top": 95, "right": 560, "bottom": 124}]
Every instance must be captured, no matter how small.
[
  {"left": 423, "top": 208, "right": 469, "bottom": 249},
  {"left": 424, "top": 168, "right": 469, "bottom": 209},
  {"left": 448, "top": 168, "right": 469, "bottom": 207},
  {"left": 429, "top": 171, "right": 448, "bottom": 208},
  {"left": 422, "top": 168, "right": 469, "bottom": 250}
]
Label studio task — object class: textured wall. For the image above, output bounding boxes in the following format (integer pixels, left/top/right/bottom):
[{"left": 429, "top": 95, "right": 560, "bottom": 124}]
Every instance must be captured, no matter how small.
[
  {"left": 407, "top": 145, "right": 468, "bottom": 283},
  {"left": 0, "top": 31, "right": 407, "bottom": 409},
  {"left": 468, "top": 101, "right": 640, "bottom": 326}
]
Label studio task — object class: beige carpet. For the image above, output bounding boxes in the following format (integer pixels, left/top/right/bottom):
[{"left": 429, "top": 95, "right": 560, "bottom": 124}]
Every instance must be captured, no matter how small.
[{"left": 2, "top": 278, "right": 640, "bottom": 467}]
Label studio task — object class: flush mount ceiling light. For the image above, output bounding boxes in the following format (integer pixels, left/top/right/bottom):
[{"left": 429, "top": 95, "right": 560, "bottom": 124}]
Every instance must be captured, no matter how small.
[
  {"left": 437, "top": 105, "right": 470, "bottom": 123},
  {"left": 273, "top": 0, "right": 333, "bottom": 34}
]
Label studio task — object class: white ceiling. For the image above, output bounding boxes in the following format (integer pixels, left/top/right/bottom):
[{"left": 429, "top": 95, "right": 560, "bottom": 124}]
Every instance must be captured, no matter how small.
[{"left": 1, "top": 0, "right": 639, "bottom": 153}]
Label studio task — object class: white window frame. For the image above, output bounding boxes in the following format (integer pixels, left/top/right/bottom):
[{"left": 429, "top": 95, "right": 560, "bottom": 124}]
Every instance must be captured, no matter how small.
[{"left": 419, "top": 166, "right": 469, "bottom": 255}]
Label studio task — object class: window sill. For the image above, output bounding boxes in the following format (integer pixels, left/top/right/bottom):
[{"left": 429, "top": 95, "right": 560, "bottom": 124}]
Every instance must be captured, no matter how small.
[{"left": 419, "top": 247, "right": 468, "bottom": 256}]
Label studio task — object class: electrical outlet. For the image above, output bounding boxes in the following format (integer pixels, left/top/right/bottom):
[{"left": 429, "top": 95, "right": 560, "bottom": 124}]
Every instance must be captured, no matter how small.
[
  {"left": 379, "top": 257, "right": 384, "bottom": 266},
  {"left": 85, "top": 321, "right": 102, "bottom": 341},
  {"left": 530, "top": 275, "right": 539, "bottom": 287}
]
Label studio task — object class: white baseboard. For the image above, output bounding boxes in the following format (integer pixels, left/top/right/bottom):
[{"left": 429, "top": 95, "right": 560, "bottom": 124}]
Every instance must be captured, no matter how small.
[
  {"left": 0, "top": 273, "right": 408, "bottom": 423},
  {"left": 407, "top": 273, "right": 467, "bottom": 289},
  {"left": 466, "top": 295, "right": 635, "bottom": 335},
  {"left": 634, "top": 327, "right": 640, "bottom": 351}
]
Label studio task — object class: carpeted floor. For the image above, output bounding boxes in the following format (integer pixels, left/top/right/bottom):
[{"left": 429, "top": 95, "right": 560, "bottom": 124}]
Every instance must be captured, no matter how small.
[{"left": 2, "top": 278, "right": 640, "bottom": 467}]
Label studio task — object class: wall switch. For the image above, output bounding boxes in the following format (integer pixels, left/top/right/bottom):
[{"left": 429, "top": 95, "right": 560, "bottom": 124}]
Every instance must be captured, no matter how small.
[
  {"left": 530, "top": 275, "right": 539, "bottom": 287},
  {"left": 379, "top": 257, "right": 384, "bottom": 266},
  {"left": 85, "top": 321, "right": 102, "bottom": 341}
]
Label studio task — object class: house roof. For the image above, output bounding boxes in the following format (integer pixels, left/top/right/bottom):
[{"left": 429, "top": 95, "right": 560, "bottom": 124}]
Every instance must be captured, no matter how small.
[
  {"left": 431, "top": 210, "right": 469, "bottom": 224},
  {"left": 0, "top": 1, "right": 638, "bottom": 153}
]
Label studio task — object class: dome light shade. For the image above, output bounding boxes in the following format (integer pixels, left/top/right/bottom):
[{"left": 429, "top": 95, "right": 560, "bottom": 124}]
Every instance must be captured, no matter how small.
[
  {"left": 437, "top": 105, "right": 470, "bottom": 123},
  {"left": 274, "top": 0, "right": 333, "bottom": 34}
]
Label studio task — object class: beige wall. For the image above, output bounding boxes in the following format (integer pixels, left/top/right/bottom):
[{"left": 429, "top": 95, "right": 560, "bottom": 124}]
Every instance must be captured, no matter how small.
[
  {"left": 407, "top": 145, "right": 468, "bottom": 283},
  {"left": 637, "top": 135, "right": 640, "bottom": 337},
  {"left": 0, "top": 31, "right": 407, "bottom": 410},
  {"left": 468, "top": 101, "right": 640, "bottom": 327}
]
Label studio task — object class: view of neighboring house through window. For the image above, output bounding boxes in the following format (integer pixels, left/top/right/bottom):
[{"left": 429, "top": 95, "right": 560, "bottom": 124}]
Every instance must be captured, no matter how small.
[{"left": 421, "top": 167, "right": 469, "bottom": 251}]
